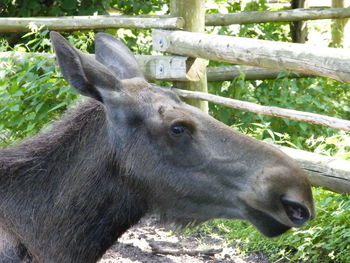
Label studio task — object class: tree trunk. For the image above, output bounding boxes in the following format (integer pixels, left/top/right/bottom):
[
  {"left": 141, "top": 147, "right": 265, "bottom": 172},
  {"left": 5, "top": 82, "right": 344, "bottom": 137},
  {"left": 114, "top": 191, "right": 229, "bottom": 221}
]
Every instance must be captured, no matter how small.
[{"left": 290, "top": 0, "right": 309, "bottom": 43}]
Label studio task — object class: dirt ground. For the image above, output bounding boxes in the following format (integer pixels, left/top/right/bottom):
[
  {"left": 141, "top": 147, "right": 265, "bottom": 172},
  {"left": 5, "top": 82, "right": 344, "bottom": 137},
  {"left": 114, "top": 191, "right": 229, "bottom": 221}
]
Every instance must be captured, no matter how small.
[{"left": 99, "top": 215, "right": 272, "bottom": 263}]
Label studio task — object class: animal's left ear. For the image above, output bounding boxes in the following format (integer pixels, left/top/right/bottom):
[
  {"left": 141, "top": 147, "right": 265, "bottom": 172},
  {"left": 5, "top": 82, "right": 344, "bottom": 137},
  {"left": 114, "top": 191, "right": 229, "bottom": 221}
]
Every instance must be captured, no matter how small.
[
  {"left": 94, "top": 33, "right": 145, "bottom": 80},
  {"left": 50, "top": 31, "right": 121, "bottom": 102}
]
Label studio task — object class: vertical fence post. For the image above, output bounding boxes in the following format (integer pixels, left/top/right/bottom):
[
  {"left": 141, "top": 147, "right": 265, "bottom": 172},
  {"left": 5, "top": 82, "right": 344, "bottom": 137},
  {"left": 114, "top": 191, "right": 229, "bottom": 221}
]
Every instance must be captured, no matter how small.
[
  {"left": 170, "top": 0, "right": 208, "bottom": 112},
  {"left": 331, "top": 0, "right": 349, "bottom": 47}
]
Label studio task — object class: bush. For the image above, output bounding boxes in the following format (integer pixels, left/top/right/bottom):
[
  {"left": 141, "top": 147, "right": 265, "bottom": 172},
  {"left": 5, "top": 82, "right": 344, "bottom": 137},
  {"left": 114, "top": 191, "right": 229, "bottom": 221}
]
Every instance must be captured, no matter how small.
[
  {"left": 210, "top": 76, "right": 350, "bottom": 150},
  {"left": 0, "top": 54, "right": 78, "bottom": 146},
  {"left": 0, "top": 0, "right": 110, "bottom": 17}
]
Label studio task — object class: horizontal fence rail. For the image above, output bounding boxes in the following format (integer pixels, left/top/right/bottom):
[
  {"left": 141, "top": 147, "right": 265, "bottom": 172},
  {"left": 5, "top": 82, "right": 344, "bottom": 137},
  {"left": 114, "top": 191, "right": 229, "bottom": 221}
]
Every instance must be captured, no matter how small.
[
  {"left": 207, "top": 65, "right": 309, "bottom": 81},
  {"left": 0, "top": 15, "right": 184, "bottom": 32},
  {"left": 206, "top": 7, "right": 350, "bottom": 26},
  {"left": 153, "top": 30, "right": 350, "bottom": 84},
  {"left": 274, "top": 145, "right": 350, "bottom": 194},
  {"left": 0, "top": 52, "right": 208, "bottom": 81},
  {"left": 1, "top": 8, "right": 349, "bottom": 33},
  {"left": 173, "top": 88, "right": 350, "bottom": 131},
  {"left": 1, "top": 52, "right": 310, "bottom": 81}
]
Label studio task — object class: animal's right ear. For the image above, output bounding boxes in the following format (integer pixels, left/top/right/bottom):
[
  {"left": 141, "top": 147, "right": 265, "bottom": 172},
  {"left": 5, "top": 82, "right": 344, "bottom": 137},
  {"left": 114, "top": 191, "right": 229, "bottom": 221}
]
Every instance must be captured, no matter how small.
[
  {"left": 94, "top": 33, "right": 145, "bottom": 80},
  {"left": 50, "top": 31, "right": 121, "bottom": 102}
]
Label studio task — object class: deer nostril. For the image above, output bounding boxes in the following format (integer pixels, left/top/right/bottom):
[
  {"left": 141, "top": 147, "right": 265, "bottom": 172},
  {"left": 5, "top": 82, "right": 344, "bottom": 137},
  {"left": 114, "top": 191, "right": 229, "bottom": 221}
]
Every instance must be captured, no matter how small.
[{"left": 280, "top": 196, "right": 310, "bottom": 225}]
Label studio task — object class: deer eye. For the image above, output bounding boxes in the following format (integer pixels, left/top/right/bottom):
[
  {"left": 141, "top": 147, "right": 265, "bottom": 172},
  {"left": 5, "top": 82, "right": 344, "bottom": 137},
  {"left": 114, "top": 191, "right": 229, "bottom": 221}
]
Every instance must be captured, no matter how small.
[{"left": 170, "top": 123, "right": 186, "bottom": 136}]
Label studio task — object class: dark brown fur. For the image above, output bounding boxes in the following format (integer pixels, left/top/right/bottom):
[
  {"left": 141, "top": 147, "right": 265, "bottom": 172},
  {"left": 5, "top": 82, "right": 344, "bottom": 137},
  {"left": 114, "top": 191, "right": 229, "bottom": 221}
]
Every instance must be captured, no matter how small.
[{"left": 0, "top": 100, "right": 149, "bottom": 262}]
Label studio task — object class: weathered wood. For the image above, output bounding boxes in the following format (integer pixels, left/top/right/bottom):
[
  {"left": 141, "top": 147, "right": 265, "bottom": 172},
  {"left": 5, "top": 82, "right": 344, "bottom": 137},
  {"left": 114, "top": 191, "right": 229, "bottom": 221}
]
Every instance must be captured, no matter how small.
[
  {"left": 205, "top": 8, "right": 350, "bottom": 26},
  {"left": 290, "top": 0, "right": 309, "bottom": 43},
  {"left": 275, "top": 145, "right": 350, "bottom": 193},
  {"left": 1, "top": 8, "right": 349, "bottom": 34},
  {"left": 0, "top": 15, "right": 184, "bottom": 32},
  {"left": 331, "top": 0, "right": 349, "bottom": 47},
  {"left": 134, "top": 55, "right": 196, "bottom": 81},
  {"left": 149, "top": 242, "right": 223, "bottom": 256},
  {"left": 1, "top": 8, "right": 348, "bottom": 34},
  {"left": 170, "top": 0, "right": 208, "bottom": 112},
  {"left": 152, "top": 30, "right": 350, "bottom": 83},
  {"left": 207, "top": 65, "right": 309, "bottom": 81},
  {"left": 172, "top": 88, "right": 350, "bottom": 131}
]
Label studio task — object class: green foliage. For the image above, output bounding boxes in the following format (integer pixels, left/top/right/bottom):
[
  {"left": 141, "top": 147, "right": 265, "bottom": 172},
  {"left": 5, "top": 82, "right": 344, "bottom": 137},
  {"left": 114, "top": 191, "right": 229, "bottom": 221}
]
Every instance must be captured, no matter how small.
[
  {"left": 112, "top": 0, "right": 168, "bottom": 15},
  {"left": 209, "top": 76, "right": 350, "bottom": 150},
  {"left": 306, "top": 132, "right": 350, "bottom": 160},
  {"left": 106, "top": 0, "right": 169, "bottom": 55},
  {"left": 190, "top": 188, "right": 350, "bottom": 263},
  {"left": 20, "top": 29, "right": 52, "bottom": 52},
  {"left": 9, "top": 28, "right": 96, "bottom": 54},
  {"left": 0, "top": 0, "right": 111, "bottom": 50},
  {"left": 0, "top": 0, "right": 110, "bottom": 17},
  {"left": 232, "top": 122, "right": 298, "bottom": 148},
  {"left": 0, "top": 54, "right": 78, "bottom": 146}
]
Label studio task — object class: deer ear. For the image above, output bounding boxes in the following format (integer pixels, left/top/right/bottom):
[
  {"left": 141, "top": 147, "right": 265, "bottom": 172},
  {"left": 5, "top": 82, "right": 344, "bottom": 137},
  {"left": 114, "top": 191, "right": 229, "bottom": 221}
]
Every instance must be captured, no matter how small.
[
  {"left": 94, "top": 33, "right": 145, "bottom": 80},
  {"left": 50, "top": 31, "right": 121, "bottom": 102}
]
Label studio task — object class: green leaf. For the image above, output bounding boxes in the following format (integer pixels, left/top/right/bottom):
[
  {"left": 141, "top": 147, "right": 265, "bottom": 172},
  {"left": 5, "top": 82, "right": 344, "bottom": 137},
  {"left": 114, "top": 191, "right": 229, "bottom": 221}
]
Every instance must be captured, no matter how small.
[
  {"left": 12, "top": 90, "right": 24, "bottom": 97},
  {"left": 10, "top": 104, "right": 20, "bottom": 112},
  {"left": 48, "top": 102, "right": 66, "bottom": 113},
  {"left": 35, "top": 102, "right": 45, "bottom": 113}
]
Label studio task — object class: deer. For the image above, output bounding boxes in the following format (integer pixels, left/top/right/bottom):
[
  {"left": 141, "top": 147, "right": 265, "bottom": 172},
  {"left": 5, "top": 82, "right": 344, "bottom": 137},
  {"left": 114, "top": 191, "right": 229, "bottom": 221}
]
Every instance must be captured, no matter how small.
[{"left": 0, "top": 32, "right": 314, "bottom": 263}]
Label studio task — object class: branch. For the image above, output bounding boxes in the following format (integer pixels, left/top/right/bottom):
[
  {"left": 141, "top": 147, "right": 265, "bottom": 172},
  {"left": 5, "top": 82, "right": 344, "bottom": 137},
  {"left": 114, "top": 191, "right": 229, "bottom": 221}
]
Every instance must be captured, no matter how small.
[
  {"left": 0, "top": 15, "right": 184, "bottom": 32},
  {"left": 206, "top": 8, "right": 350, "bottom": 26},
  {"left": 173, "top": 88, "right": 350, "bottom": 132},
  {"left": 149, "top": 242, "right": 222, "bottom": 256}
]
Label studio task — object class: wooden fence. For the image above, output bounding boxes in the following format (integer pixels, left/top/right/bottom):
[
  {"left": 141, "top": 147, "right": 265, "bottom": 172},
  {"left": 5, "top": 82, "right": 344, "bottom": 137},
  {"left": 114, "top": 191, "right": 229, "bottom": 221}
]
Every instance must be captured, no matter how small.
[
  {"left": 152, "top": 30, "right": 350, "bottom": 84},
  {"left": 206, "top": 7, "right": 350, "bottom": 25},
  {"left": 0, "top": 16, "right": 184, "bottom": 32},
  {"left": 1, "top": 0, "right": 350, "bottom": 193},
  {"left": 1, "top": 8, "right": 349, "bottom": 32}
]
